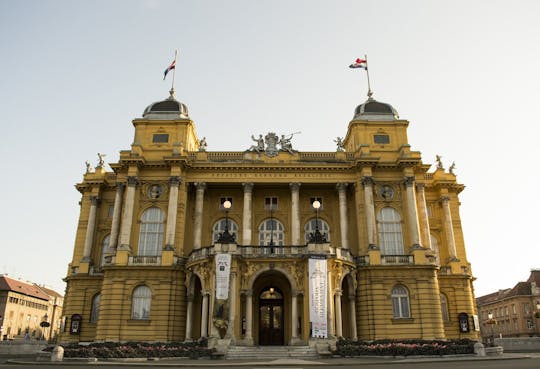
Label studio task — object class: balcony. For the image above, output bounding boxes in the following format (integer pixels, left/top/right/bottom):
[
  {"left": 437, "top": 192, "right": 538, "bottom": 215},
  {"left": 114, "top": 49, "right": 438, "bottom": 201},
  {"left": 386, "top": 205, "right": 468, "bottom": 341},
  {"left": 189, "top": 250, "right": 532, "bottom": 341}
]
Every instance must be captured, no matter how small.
[
  {"left": 187, "top": 244, "right": 354, "bottom": 263},
  {"left": 128, "top": 256, "right": 161, "bottom": 265},
  {"left": 381, "top": 255, "right": 414, "bottom": 265}
]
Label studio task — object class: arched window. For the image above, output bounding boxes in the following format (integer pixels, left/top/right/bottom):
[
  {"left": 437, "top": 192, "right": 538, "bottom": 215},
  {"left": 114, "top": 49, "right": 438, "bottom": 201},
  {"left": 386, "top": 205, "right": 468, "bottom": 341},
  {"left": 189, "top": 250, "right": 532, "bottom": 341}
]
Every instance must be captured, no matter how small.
[
  {"left": 90, "top": 293, "right": 101, "bottom": 323},
  {"left": 391, "top": 285, "right": 410, "bottom": 318},
  {"left": 304, "top": 218, "right": 330, "bottom": 243},
  {"left": 131, "top": 285, "right": 151, "bottom": 320},
  {"left": 138, "top": 207, "right": 164, "bottom": 256},
  {"left": 100, "top": 235, "right": 111, "bottom": 267},
  {"left": 431, "top": 234, "right": 440, "bottom": 264},
  {"left": 212, "top": 219, "right": 239, "bottom": 243},
  {"left": 258, "top": 219, "right": 284, "bottom": 246},
  {"left": 440, "top": 293, "right": 450, "bottom": 322},
  {"left": 377, "top": 207, "right": 404, "bottom": 255}
]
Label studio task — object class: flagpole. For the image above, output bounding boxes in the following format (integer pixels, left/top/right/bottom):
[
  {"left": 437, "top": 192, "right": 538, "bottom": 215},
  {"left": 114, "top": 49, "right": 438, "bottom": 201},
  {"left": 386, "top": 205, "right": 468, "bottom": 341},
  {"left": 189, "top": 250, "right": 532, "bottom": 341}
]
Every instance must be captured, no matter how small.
[
  {"left": 365, "top": 54, "right": 373, "bottom": 98},
  {"left": 170, "top": 49, "right": 178, "bottom": 95}
]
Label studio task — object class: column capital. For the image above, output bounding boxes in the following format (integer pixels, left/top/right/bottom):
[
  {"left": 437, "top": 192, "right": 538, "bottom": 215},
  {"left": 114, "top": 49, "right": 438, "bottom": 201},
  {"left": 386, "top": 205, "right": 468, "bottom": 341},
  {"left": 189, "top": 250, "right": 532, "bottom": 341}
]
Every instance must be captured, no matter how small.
[
  {"left": 127, "top": 176, "right": 138, "bottom": 187},
  {"left": 336, "top": 182, "right": 349, "bottom": 192},
  {"left": 194, "top": 182, "right": 207, "bottom": 191},
  {"left": 289, "top": 182, "right": 301, "bottom": 191},
  {"left": 334, "top": 289, "right": 343, "bottom": 296},
  {"left": 242, "top": 182, "right": 254, "bottom": 193},
  {"left": 243, "top": 290, "right": 253, "bottom": 297},
  {"left": 440, "top": 195, "right": 451, "bottom": 203},
  {"left": 169, "top": 176, "right": 181, "bottom": 186},
  {"left": 90, "top": 195, "right": 100, "bottom": 206},
  {"left": 361, "top": 176, "right": 374, "bottom": 187},
  {"left": 416, "top": 183, "right": 426, "bottom": 191},
  {"left": 404, "top": 176, "right": 415, "bottom": 187},
  {"left": 116, "top": 182, "right": 126, "bottom": 190}
]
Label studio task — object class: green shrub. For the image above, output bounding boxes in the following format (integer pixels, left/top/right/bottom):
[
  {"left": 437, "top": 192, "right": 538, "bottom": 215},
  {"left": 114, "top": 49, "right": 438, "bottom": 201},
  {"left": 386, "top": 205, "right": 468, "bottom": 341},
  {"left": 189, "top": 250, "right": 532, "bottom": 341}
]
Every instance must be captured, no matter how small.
[{"left": 334, "top": 338, "right": 475, "bottom": 357}]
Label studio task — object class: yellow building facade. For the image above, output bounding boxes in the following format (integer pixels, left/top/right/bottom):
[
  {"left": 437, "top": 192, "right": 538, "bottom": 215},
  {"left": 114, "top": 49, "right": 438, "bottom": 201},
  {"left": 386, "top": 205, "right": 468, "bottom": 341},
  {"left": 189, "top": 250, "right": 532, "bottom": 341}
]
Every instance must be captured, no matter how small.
[{"left": 61, "top": 90, "right": 479, "bottom": 346}]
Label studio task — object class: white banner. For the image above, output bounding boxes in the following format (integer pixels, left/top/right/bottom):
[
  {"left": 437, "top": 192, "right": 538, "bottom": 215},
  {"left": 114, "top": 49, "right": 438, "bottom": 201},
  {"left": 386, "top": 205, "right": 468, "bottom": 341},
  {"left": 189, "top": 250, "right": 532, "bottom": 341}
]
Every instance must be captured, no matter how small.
[
  {"left": 215, "top": 253, "right": 231, "bottom": 300},
  {"left": 309, "top": 257, "right": 327, "bottom": 338}
]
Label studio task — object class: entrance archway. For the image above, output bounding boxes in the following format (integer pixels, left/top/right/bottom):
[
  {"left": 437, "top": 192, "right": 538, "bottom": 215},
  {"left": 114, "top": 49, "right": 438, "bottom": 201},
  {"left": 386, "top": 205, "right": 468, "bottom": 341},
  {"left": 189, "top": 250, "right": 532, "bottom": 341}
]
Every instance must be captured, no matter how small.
[{"left": 252, "top": 270, "right": 292, "bottom": 346}]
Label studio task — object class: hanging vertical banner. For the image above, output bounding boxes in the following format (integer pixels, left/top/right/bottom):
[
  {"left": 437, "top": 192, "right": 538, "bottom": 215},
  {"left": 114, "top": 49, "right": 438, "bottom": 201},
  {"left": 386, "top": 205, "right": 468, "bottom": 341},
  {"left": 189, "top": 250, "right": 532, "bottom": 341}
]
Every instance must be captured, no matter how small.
[
  {"left": 309, "top": 257, "right": 327, "bottom": 338},
  {"left": 215, "top": 253, "right": 231, "bottom": 300}
]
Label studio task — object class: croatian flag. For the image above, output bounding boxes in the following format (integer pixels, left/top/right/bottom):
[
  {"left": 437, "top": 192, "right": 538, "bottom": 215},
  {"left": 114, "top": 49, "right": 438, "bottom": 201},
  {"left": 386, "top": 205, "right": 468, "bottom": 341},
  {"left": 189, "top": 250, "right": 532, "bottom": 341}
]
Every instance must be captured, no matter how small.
[
  {"left": 349, "top": 58, "right": 367, "bottom": 69},
  {"left": 163, "top": 59, "right": 176, "bottom": 80}
]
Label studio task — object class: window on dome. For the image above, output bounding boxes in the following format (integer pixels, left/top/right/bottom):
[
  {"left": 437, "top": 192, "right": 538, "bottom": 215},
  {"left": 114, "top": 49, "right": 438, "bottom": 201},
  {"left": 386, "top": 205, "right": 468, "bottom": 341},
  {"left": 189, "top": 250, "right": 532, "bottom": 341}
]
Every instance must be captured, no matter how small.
[
  {"left": 152, "top": 134, "right": 169, "bottom": 143},
  {"left": 374, "top": 134, "right": 390, "bottom": 144}
]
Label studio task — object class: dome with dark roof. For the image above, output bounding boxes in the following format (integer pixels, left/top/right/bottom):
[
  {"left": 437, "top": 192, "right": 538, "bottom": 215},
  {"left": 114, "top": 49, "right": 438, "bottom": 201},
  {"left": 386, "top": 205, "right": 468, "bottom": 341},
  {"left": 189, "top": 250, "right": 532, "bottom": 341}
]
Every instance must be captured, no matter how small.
[
  {"left": 142, "top": 91, "right": 189, "bottom": 119},
  {"left": 353, "top": 97, "right": 398, "bottom": 121}
]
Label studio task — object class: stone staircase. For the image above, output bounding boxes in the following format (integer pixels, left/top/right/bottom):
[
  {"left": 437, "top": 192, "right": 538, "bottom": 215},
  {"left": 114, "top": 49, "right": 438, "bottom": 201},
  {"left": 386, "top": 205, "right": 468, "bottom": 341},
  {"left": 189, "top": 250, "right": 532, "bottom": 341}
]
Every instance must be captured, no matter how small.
[{"left": 225, "top": 345, "right": 319, "bottom": 360}]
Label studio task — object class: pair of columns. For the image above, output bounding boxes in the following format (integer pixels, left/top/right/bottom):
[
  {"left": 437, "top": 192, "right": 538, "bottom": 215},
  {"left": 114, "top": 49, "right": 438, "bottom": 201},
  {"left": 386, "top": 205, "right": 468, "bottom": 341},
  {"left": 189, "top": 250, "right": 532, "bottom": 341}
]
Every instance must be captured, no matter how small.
[
  {"left": 333, "top": 289, "right": 358, "bottom": 340},
  {"left": 192, "top": 182, "right": 351, "bottom": 248}
]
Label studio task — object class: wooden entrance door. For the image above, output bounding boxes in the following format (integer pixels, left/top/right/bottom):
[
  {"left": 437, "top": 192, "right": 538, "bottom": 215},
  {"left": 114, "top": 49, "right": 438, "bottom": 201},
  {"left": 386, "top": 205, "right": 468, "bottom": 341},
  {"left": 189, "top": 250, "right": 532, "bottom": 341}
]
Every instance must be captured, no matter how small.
[{"left": 259, "top": 300, "right": 284, "bottom": 345}]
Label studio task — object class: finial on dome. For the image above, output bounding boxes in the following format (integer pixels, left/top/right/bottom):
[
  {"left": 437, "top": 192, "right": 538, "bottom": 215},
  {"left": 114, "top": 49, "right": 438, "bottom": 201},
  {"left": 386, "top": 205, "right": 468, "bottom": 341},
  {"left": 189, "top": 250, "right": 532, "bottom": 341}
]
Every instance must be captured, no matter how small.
[{"left": 168, "top": 87, "right": 176, "bottom": 100}]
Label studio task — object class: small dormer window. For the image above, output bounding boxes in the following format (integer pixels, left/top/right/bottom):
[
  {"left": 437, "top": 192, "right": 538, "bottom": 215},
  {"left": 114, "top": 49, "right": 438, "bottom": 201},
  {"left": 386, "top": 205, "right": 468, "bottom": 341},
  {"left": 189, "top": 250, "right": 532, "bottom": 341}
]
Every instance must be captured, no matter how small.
[
  {"left": 374, "top": 134, "right": 390, "bottom": 144},
  {"left": 152, "top": 134, "right": 169, "bottom": 143}
]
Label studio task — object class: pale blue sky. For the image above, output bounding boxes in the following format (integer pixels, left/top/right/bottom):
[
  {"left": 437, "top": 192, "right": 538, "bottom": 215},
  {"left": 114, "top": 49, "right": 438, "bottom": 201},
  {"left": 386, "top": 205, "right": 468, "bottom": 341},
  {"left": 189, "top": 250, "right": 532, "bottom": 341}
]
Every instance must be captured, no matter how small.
[{"left": 1, "top": 0, "right": 539, "bottom": 296}]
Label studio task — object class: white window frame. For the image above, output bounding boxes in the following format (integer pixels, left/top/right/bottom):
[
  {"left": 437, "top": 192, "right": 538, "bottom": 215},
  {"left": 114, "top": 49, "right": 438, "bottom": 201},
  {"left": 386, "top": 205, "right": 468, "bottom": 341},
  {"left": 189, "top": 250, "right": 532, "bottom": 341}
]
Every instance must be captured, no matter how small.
[
  {"left": 391, "top": 285, "right": 410, "bottom": 319},
  {"left": 90, "top": 293, "right": 101, "bottom": 323},
  {"left": 131, "top": 285, "right": 151, "bottom": 320},
  {"left": 377, "top": 207, "right": 404, "bottom": 255},
  {"left": 258, "top": 218, "right": 284, "bottom": 246},
  {"left": 212, "top": 218, "right": 239, "bottom": 243},
  {"left": 304, "top": 218, "right": 330, "bottom": 243},
  {"left": 137, "top": 207, "right": 164, "bottom": 256}
]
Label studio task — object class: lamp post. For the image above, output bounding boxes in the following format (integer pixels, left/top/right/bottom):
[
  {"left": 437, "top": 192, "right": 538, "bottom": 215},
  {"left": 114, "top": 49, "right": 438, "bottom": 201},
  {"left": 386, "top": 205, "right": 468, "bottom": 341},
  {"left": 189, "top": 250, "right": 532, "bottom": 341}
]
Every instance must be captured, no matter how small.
[
  {"left": 217, "top": 200, "right": 235, "bottom": 243},
  {"left": 40, "top": 313, "right": 50, "bottom": 341},
  {"left": 309, "top": 200, "right": 327, "bottom": 243},
  {"left": 486, "top": 312, "right": 497, "bottom": 347},
  {"left": 535, "top": 301, "right": 540, "bottom": 336}
]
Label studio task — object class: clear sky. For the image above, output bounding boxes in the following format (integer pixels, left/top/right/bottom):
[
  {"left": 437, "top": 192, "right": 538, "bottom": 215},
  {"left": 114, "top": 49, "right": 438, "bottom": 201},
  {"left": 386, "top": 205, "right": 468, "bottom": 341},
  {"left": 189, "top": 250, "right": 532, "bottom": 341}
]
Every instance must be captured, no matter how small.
[{"left": 0, "top": 0, "right": 538, "bottom": 297}]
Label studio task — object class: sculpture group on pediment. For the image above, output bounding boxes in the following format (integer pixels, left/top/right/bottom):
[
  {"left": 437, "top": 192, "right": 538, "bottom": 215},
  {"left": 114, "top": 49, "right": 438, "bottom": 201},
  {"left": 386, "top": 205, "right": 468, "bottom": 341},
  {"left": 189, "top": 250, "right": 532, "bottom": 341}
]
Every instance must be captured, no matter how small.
[{"left": 247, "top": 132, "right": 300, "bottom": 157}]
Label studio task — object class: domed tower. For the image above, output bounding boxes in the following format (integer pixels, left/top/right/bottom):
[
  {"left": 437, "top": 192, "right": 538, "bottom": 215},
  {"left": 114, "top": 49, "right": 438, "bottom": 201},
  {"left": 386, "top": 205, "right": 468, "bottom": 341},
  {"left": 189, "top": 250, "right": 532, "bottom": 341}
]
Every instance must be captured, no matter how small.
[{"left": 129, "top": 91, "right": 199, "bottom": 161}]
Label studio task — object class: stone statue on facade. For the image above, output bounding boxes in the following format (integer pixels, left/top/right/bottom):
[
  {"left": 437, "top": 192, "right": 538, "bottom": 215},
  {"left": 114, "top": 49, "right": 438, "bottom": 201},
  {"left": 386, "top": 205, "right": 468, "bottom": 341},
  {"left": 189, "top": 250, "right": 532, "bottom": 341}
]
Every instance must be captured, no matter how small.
[
  {"left": 334, "top": 137, "right": 345, "bottom": 152},
  {"left": 248, "top": 134, "right": 265, "bottom": 152},
  {"left": 449, "top": 162, "right": 456, "bottom": 174},
  {"left": 279, "top": 134, "right": 295, "bottom": 154},
  {"left": 436, "top": 155, "right": 444, "bottom": 170},
  {"left": 97, "top": 153, "right": 106, "bottom": 168},
  {"left": 85, "top": 161, "right": 93, "bottom": 174},
  {"left": 198, "top": 137, "right": 207, "bottom": 152},
  {"left": 265, "top": 132, "right": 279, "bottom": 157}
]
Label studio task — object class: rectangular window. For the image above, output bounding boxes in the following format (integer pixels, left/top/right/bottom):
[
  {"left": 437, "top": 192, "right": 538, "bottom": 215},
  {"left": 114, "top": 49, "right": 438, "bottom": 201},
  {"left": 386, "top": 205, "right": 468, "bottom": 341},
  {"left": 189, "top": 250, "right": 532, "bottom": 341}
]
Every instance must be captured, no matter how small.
[
  {"left": 512, "top": 304, "right": 516, "bottom": 314},
  {"left": 374, "top": 134, "right": 390, "bottom": 144},
  {"left": 524, "top": 303, "right": 530, "bottom": 314},
  {"left": 527, "top": 319, "right": 533, "bottom": 329},
  {"left": 152, "top": 133, "right": 169, "bottom": 143},
  {"left": 265, "top": 197, "right": 278, "bottom": 210}
]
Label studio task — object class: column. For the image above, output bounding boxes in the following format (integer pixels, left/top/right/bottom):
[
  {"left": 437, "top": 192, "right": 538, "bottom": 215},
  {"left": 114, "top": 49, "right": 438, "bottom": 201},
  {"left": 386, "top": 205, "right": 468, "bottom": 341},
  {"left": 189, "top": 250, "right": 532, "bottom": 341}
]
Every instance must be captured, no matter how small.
[
  {"left": 404, "top": 176, "right": 422, "bottom": 248},
  {"left": 245, "top": 291, "right": 253, "bottom": 343},
  {"left": 291, "top": 291, "right": 298, "bottom": 340},
  {"left": 82, "top": 195, "right": 99, "bottom": 262},
  {"left": 416, "top": 184, "right": 432, "bottom": 249},
  {"left": 200, "top": 291, "right": 209, "bottom": 338},
  {"left": 336, "top": 183, "right": 349, "bottom": 249},
  {"left": 334, "top": 290, "right": 343, "bottom": 338},
  {"left": 441, "top": 196, "right": 458, "bottom": 260},
  {"left": 165, "top": 176, "right": 181, "bottom": 250},
  {"left": 290, "top": 183, "right": 301, "bottom": 245},
  {"left": 118, "top": 176, "right": 137, "bottom": 251},
  {"left": 193, "top": 182, "right": 206, "bottom": 250},
  {"left": 108, "top": 184, "right": 124, "bottom": 250},
  {"left": 349, "top": 295, "right": 357, "bottom": 340},
  {"left": 227, "top": 272, "right": 237, "bottom": 340},
  {"left": 185, "top": 294, "right": 194, "bottom": 341},
  {"left": 242, "top": 183, "right": 254, "bottom": 245},
  {"left": 362, "top": 176, "right": 377, "bottom": 248}
]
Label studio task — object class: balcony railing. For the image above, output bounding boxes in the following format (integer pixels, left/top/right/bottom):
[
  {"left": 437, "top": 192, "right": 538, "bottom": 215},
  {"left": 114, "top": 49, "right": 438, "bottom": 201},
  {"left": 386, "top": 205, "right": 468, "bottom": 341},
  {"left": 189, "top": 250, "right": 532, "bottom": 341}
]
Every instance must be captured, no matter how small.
[
  {"left": 128, "top": 256, "right": 161, "bottom": 265},
  {"left": 381, "top": 255, "right": 414, "bottom": 265}
]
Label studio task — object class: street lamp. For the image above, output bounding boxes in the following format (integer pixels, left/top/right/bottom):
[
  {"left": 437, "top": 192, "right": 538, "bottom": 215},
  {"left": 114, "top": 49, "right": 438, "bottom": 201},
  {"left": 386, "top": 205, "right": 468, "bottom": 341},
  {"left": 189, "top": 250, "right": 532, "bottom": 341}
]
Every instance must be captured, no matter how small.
[
  {"left": 486, "top": 312, "right": 497, "bottom": 347},
  {"left": 308, "top": 200, "right": 327, "bottom": 244},
  {"left": 217, "top": 200, "right": 235, "bottom": 243},
  {"left": 40, "top": 313, "right": 50, "bottom": 341}
]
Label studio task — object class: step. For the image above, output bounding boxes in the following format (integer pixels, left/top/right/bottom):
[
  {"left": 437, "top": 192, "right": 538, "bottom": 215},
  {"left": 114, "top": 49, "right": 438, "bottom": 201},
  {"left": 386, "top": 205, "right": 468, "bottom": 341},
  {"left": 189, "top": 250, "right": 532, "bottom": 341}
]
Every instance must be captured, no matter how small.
[{"left": 225, "top": 345, "right": 318, "bottom": 360}]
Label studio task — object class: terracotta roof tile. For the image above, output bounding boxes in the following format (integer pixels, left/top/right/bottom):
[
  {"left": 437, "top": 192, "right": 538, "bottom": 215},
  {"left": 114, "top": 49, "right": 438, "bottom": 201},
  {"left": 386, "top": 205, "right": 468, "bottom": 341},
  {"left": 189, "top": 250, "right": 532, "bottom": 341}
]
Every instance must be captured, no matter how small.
[{"left": 0, "top": 275, "right": 51, "bottom": 301}]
